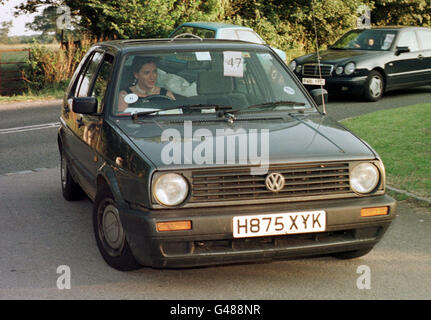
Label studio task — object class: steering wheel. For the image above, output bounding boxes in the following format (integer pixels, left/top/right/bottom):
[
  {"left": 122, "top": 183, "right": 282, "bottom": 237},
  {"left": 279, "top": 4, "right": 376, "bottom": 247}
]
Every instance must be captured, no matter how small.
[{"left": 144, "top": 94, "right": 174, "bottom": 102}]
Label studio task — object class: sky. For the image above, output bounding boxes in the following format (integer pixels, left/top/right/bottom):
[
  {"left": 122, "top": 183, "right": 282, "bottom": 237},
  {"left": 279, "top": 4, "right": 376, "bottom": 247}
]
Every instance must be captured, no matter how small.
[{"left": 0, "top": 0, "right": 45, "bottom": 36}]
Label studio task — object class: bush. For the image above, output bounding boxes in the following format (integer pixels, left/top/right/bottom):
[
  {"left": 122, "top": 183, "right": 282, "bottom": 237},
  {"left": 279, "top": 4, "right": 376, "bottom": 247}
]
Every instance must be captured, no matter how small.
[{"left": 22, "top": 36, "right": 94, "bottom": 92}]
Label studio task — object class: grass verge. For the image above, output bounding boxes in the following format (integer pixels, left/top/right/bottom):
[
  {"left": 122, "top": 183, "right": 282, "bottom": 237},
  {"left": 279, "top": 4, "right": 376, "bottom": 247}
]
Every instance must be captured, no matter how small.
[{"left": 341, "top": 103, "right": 431, "bottom": 203}]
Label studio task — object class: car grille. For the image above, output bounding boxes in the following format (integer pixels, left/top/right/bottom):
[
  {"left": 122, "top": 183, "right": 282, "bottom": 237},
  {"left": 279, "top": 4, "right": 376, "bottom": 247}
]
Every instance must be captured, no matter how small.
[
  {"left": 302, "top": 64, "right": 334, "bottom": 77},
  {"left": 189, "top": 162, "right": 352, "bottom": 203}
]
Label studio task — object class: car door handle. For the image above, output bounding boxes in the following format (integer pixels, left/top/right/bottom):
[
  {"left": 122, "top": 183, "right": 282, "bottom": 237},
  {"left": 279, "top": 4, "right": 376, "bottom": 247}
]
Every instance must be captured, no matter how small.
[{"left": 418, "top": 54, "right": 424, "bottom": 60}]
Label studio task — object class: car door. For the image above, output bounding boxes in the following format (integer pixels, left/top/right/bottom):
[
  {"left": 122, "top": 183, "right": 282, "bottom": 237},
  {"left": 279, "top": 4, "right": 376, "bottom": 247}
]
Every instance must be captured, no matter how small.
[
  {"left": 65, "top": 50, "right": 104, "bottom": 197},
  {"left": 417, "top": 29, "right": 431, "bottom": 82},
  {"left": 386, "top": 29, "right": 424, "bottom": 87},
  {"left": 80, "top": 52, "right": 115, "bottom": 198},
  {"left": 62, "top": 50, "right": 102, "bottom": 190}
]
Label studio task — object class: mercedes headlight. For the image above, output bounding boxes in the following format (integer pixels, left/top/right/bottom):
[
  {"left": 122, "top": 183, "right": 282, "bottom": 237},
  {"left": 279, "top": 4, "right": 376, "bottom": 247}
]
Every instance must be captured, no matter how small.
[
  {"left": 350, "top": 163, "right": 380, "bottom": 194},
  {"left": 153, "top": 173, "right": 189, "bottom": 206},
  {"left": 295, "top": 64, "right": 302, "bottom": 73},
  {"left": 289, "top": 60, "right": 297, "bottom": 71},
  {"left": 336, "top": 66, "right": 344, "bottom": 75},
  {"left": 344, "top": 62, "right": 356, "bottom": 75}
]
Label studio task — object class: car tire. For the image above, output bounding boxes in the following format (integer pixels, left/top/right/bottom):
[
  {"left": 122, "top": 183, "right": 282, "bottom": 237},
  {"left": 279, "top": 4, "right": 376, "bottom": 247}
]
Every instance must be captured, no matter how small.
[
  {"left": 332, "top": 247, "right": 373, "bottom": 260},
  {"left": 364, "top": 70, "right": 384, "bottom": 102},
  {"left": 60, "top": 150, "right": 85, "bottom": 201},
  {"left": 93, "top": 187, "right": 141, "bottom": 271}
]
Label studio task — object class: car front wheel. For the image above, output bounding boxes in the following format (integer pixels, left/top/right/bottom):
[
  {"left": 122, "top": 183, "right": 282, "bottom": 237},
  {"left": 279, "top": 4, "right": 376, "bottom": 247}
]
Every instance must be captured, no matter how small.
[
  {"left": 93, "top": 187, "right": 141, "bottom": 271},
  {"left": 364, "top": 70, "right": 384, "bottom": 102}
]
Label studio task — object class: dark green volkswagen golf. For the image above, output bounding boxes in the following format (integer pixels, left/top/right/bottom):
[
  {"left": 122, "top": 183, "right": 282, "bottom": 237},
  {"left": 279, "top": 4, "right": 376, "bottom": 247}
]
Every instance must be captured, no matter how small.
[{"left": 58, "top": 37, "right": 396, "bottom": 270}]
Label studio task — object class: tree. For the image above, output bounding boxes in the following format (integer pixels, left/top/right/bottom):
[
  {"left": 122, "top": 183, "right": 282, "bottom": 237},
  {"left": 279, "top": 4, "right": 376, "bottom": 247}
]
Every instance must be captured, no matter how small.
[
  {"left": 25, "top": 5, "right": 83, "bottom": 42},
  {"left": 0, "top": 20, "right": 13, "bottom": 43},
  {"left": 371, "top": 0, "right": 431, "bottom": 26},
  {"left": 9, "top": 0, "right": 227, "bottom": 39},
  {"left": 6, "top": 0, "right": 431, "bottom": 54}
]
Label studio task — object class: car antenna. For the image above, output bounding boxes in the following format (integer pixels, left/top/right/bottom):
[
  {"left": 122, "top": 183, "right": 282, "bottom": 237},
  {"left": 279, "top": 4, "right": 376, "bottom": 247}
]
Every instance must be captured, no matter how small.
[{"left": 311, "top": 0, "right": 327, "bottom": 115}]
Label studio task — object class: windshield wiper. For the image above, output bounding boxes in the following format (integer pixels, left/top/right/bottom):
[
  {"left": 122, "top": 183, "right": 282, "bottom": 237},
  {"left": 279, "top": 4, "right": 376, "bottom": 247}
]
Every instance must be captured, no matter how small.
[
  {"left": 131, "top": 104, "right": 233, "bottom": 119},
  {"left": 229, "top": 100, "right": 306, "bottom": 114}
]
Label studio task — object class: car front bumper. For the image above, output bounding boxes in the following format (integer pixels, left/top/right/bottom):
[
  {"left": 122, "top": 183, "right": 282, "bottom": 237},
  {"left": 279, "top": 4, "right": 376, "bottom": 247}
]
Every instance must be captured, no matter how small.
[{"left": 119, "top": 195, "right": 396, "bottom": 268}]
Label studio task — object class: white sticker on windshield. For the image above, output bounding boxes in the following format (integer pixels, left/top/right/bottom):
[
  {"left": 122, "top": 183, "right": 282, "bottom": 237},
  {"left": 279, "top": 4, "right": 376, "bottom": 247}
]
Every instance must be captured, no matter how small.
[
  {"left": 195, "top": 51, "right": 211, "bottom": 61},
  {"left": 283, "top": 86, "right": 295, "bottom": 95},
  {"left": 223, "top": 51, "right": 244, "bottom": 78},
  {"left": 124, "top": 93, "right": 138, "bottom": 104}
]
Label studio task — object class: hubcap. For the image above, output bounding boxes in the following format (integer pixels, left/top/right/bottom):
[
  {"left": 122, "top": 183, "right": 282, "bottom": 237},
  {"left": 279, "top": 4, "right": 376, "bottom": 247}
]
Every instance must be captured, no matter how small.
[
  {"left": 369, "top": 76, "right": 382, "bottom": 98},
  {"left": 101, "top": 204, "right": 124, "bottom": 251}
]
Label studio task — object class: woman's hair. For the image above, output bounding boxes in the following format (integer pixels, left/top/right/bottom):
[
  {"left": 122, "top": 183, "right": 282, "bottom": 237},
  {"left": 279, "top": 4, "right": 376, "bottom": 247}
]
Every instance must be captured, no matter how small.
[{"left": 132, "top": 56, "right": 159, "bottom": 73}]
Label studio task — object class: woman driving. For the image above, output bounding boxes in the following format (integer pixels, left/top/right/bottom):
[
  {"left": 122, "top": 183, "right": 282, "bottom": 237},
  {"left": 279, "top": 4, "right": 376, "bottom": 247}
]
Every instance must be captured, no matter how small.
[{"left": 118, "top": 56, "right": 175, "bottom": 112}]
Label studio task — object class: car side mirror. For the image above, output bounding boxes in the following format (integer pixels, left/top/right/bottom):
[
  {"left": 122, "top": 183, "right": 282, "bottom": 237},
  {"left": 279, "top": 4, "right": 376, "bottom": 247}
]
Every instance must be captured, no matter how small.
[
  {"left": 72, "top": 97, "right": 98, "bottom": 114},
  {"left": 395, "top": 46, "right": 410, "bottom": 56},
  {"left": 310, "top": 88, "right": 328, "bottom": 106}
]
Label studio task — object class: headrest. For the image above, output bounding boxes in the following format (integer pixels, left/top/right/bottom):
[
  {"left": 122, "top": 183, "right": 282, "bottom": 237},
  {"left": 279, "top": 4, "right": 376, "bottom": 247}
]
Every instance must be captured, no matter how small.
[{"left": 197, "top": 71, "right": 233, "bottom": 95}]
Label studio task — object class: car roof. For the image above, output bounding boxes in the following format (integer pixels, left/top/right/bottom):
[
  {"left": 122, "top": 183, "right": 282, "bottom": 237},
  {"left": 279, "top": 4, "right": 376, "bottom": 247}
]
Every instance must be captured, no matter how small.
[
  {"left": 176, "top": 22, "right": 252, "bottom": 31},
  {"left": 356, "top": 26, "right": 428, "bottom": 31},
  {"left": 94, "top": 38, "right": 270, "bottom": 53}
]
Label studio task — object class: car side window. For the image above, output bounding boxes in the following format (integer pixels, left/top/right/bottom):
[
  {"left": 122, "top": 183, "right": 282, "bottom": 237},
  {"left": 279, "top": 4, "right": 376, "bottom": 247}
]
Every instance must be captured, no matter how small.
[
  {"left": 236, "top": 30, "right": 265, "bottom": 44},
  {"left": 397, "top": 31, "right": 419, "bottom": 52},
  {"left": 192, "top": 27, "right": 215, "bottom": 39},
  {"left": 75, "top": 51, "right": 104, "bottom": 97},
  {"left": 220, "top": 29, "right": 238, "bottom": 40},
  {"left": 68, "top": 53, "right": 93, "bottom": 98},
  {"left": 417, "top": 30, "right": 431, "bottom": 50},
  {"left": 89, "top": 54, "right": 114, "bottom": 113}
]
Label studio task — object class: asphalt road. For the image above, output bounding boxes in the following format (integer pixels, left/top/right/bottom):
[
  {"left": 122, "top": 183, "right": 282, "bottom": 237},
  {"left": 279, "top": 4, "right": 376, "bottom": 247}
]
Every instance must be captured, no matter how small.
[{"left": 0, "top": 88, "right": 430, "bottom": 300}]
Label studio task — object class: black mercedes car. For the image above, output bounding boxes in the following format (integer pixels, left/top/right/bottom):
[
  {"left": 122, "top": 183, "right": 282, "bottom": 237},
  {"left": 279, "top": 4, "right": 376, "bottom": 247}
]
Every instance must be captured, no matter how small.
[
  {"left": 289, "top": 26, "right": 431, "bottom": 101},
  {"left": 58, "top": 36, "right": 396, "bottom": 270}
]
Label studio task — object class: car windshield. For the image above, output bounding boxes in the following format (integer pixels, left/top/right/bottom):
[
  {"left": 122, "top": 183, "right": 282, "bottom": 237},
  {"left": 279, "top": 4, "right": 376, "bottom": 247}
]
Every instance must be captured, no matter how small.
[
  {"left": 113, "top": 49, "right": 313, "bottom": 117},
  {"left": 331, "top": 29, "right": 398, "bottom": 51}
]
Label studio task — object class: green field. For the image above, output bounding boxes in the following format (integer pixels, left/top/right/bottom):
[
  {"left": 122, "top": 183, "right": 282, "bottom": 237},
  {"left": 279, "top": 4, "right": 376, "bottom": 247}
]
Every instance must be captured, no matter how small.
[{"left": 341, "top": 103, "right": 431, "bottom": 200}]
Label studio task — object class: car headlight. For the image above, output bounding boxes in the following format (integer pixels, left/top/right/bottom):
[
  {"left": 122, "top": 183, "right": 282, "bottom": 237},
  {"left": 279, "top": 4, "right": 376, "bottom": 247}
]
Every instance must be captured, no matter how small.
[
  {"left": 153, "top": 173, "right": 189, "bottom": 206},
  {"left": 350, "top": 163, "right": 380, "bottom": 194},
  {"left": 289, "top": 60, "right": 296, "bottom": 71},
  {"left": 344, "top": 62, "right": 356, "bottom": 75},
  {"left": 336, "top": 66, "right": 344, "bottom": 75}
]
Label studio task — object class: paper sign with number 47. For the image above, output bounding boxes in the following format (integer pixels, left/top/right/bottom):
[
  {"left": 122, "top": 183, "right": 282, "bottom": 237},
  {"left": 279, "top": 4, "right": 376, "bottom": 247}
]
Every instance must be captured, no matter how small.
[{"left": 223, "top": 51, "right": 244, "bottom": 77}]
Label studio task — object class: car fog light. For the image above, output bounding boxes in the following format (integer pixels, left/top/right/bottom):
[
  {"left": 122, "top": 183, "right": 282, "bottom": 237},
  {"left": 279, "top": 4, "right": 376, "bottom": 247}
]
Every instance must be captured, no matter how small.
[
  {"left": 153, "top": 173, "right": 189, "bottom": 206},
  {"left": 350, "top": 163, "right": 379, "bottom": 194}
]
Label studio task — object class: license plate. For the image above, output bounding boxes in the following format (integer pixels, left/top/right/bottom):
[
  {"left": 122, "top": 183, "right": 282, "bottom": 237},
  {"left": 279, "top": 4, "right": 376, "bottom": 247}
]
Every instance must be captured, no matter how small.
[
  {"left": 233, "top": 211, "right": 326, "bottom": 238},
  {"left": 302, "top": 78, "right": 325, "bottom": 86}
]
